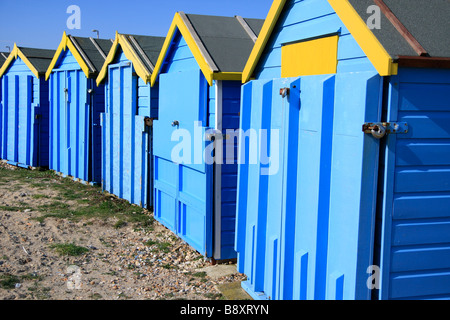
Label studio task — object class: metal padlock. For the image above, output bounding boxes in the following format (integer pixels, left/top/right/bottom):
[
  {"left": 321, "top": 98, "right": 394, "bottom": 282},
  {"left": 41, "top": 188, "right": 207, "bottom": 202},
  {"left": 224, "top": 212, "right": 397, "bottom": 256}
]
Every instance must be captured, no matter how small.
[{"left": 369, "top": 123, "right": 386, "bottom": 139}]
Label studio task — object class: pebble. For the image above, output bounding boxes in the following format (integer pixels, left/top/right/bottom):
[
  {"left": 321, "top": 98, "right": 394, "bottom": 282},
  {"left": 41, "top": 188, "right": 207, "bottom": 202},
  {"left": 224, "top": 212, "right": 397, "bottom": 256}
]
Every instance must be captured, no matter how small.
[{"left": 0, "top": 162, "right": 246, "bottom": 301}]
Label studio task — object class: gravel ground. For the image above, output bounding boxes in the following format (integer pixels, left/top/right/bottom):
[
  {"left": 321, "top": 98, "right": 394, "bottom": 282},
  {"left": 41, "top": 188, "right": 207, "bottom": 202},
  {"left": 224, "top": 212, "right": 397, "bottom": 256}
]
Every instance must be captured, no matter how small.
[{"left": 0, "top": 162, "right": 247, "bottom": 300}]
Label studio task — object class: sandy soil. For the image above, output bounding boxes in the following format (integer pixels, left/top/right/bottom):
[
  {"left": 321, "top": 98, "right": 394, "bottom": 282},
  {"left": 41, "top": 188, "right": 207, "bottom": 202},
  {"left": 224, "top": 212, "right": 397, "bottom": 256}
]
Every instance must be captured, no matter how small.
[{"left": 0, "top": 162, "right": 246, "bottom": 300}]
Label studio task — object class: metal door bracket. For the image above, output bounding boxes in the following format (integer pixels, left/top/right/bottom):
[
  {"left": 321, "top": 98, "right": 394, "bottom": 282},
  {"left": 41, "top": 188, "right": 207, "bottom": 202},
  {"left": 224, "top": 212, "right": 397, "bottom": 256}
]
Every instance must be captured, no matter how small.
[{"left": 363, "top": 122, "right": 408, "bottom": 139}]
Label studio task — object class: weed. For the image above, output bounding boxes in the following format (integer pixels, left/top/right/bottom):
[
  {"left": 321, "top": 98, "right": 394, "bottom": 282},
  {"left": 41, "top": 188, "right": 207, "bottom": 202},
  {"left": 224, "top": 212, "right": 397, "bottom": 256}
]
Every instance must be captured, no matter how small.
[
  {"left": 0, "top": 274, "right": 19, "bottom": 289},
  {"left": 114, "top": 220, "right": 127, "bottom": 229},
  {"left": 147, "top": 241, "right": 172, "bottom": 253},
  {"left": 89, "top": 293, "right": 103, "bottom": 300},
  {"left": 50, "top": 243, "right": 89, "bottom": 256}
]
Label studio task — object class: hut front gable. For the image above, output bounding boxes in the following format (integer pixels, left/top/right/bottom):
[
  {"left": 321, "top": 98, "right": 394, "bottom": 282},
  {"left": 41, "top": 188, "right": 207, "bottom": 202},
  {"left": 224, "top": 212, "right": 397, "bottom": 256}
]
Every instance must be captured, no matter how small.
[
  {"left": 253, "top": 0, "right": 377, "bottom": 80},
  {"left": 161, "top": 30, "right": 199, "bottom": 75},
  {"left": 2, "top": 57, "right": 33, "bottom": 75},
  {"left": 109, "top": 47, "right": 129, "bottom": 65},
  {"left": 51, "top": 48, "right": 82, "bottom": 72}
]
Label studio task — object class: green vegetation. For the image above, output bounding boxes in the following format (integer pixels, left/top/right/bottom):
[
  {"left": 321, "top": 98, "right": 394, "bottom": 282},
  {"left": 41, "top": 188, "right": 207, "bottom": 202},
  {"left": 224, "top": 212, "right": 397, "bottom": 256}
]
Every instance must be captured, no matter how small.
[
  {"left": 144, "top": 240, "right": 172, "bottom": 253},
  {"left": 49, "top": 243, "right": 89, "bottom": 256},
  {"left": 0, "top": 165, "right": 154, "bottom": 229},
  {"left": 0, "top": 274, "right": 20, "bottom": 289}
]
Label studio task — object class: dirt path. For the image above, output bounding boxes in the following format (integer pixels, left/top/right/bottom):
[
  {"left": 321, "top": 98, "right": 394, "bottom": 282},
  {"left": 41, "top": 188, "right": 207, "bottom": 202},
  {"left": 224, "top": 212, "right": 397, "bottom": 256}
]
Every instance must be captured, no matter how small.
[{"left": 0, "top": 162, "right": 247, "bottom": 300}]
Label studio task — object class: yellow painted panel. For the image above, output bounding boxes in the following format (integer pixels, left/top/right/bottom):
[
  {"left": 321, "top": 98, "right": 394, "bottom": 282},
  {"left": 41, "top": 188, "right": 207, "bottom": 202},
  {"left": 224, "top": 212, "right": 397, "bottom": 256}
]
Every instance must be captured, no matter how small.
[{"left": 281, "top": 36, "right": 338, "bottom": 78}]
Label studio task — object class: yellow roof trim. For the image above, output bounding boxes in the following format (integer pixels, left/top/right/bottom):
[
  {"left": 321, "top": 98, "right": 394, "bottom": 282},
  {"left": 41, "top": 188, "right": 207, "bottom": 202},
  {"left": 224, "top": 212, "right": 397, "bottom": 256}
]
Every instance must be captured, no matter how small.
[
  {"left": 0, "top": 44, "right": 40, "bottom": 79},
  {"left": 96, "top": 32, "right": 152, "bottom": 86},
  {"left": 150, "top": 12, "right": 215, "bottom": 87},
  {"left": 327, "top": 0, "right": 397, "bottom": 76},
  {"left": 45, "top": 31, "right": 92, "bottom": 81},
  {"left": 118, "top": 34, "right": 152, "bottom": 84},
  {"left": 242, "top": 0, "right": 288, "bottom": 83},
  {"left": 96, "top": 33, "right": 120, "bottom": 86}
]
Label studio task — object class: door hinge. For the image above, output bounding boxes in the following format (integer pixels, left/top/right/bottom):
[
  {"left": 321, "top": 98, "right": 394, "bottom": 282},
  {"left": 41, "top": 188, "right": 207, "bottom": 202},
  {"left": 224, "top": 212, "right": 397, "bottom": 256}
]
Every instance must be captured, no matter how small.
[{"left": 362, "top": 122, "right": 408, "bottom": 139}]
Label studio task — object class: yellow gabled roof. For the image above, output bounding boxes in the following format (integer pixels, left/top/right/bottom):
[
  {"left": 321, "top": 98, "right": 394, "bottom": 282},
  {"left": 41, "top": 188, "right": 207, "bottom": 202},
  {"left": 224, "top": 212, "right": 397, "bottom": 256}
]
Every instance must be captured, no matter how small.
[
  {"left": 45, "top": 32, "right": 92, "bottom": 81},
  {"left": 242, "top": 0, "right": 398, "bottom": 83},
  {"left": 0, "top": 44, "right": 41, "bottom": 79},
  {"left": 96, "top": 32, "right": 153, "bottom": 86},
  {"left": 150, "top": 12, "right": 242, "bottom": 87}
]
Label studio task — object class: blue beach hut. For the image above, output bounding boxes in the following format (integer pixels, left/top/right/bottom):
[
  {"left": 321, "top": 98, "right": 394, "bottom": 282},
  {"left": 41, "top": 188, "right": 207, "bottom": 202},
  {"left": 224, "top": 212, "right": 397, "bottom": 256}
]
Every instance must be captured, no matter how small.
[
  {"left": 0, "top": 52, "right": 8, "bottom": 159},
  {"left": 150, "top": 13, "right": 264, "bottom": 261},
  {"left": 96, "top": 33, "right": 165, "bottom": 209},
  {"left": 236, "top": 0, "right": 450, "bottom": 300},
  {"left": 46, "top": 32, "right": 113, "bottom": 185},
  {"left": 0, "top": 45, "right": 55, "bottom": 169}
]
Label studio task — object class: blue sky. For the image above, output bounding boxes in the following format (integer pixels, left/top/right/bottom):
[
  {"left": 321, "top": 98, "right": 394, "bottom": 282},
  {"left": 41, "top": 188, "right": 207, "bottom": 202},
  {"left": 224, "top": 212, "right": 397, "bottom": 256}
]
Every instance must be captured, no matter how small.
[{"left": 0, "top": 0, "right": 273, "bottom": 51}]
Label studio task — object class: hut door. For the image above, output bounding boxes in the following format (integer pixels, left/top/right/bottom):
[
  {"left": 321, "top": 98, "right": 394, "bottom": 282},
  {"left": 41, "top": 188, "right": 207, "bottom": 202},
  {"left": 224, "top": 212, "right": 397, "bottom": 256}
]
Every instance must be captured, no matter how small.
[
  {"left": 102, "top": 62, "right": 148, "bottom": 207},
  {"left": 153, "top": 69, "right": 213, "bottom": 257},
  {"left": 50, "top": 68, "right": 89, "bottom": 182},
  {"left": 236, "top": 71, "right": 384, "bottom": 300}
]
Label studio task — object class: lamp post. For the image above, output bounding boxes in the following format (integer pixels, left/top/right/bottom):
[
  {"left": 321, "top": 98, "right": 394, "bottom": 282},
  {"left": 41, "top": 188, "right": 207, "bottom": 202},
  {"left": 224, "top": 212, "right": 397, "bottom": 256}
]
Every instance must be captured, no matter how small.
[{"left": 92, "top": 30, "right": 99, "bottom": 39}]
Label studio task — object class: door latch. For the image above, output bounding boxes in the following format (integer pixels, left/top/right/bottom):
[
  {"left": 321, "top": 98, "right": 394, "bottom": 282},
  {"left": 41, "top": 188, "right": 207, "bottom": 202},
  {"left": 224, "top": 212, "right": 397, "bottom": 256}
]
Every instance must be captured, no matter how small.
[
  {"left": 144, "top": 117, "right": 153, "bottom": 127},
  {"left": 362, "top": 122, "right": 408, "bottom": 139}
]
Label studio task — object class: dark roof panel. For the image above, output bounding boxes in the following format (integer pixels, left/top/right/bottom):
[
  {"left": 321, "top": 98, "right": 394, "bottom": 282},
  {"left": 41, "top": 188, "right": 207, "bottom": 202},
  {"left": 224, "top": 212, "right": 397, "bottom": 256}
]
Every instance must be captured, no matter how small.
[
  {"left": 348, "top": 0, "right": 416, "bottom": 58},
  {"left": 126, "top": 35, "right": 166, "bottom": 70},
  {"left": 383, "top": 0, "right": 450, "bottom": 58},
  {"left": 71, "top": 36, "right": 113, "bottom": 73},
  {"left": 18, "top": 47, "right": 56, "bottom": 74},
  {"left": 0, "top": 52, "right": 9, "bottom": 67},
  {"left": 243, "top": 18, "right": 265, "bottom": 37},
  {"left": 185, "top": 13, "right": 265, "bottom": 73},
  {"left": 349, "top": 0, "right": 450, "bottom": 59}
]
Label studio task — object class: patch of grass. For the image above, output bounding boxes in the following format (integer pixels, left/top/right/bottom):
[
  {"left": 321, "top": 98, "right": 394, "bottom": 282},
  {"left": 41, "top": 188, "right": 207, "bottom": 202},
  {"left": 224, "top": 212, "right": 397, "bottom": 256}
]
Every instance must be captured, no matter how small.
[
  {"left": 31, "top": 194, "right": 51, "bottom": 200},
  {"left": 146, "top": 241, "right": 172, "bottom": 253},
  {"left": 204, "top": 292, "right": 223, "bottom": 300},
  {"left": 162, "top": 264, "right": 177, "bottom": 270},
  {"left": 192, "top": 272, "right": 207, "bottom": 279},
  {"left": 0, "top": 274, "right": 19, "bottom": 289},
  {"left": 27, "top": 282, "right": 51, "bottom": 299},
  {"left": 114, "top": 220, "right": 127, "bottom": 229},
  {"left": 20, "top": 273, "right": 43, "bottom": 281},
  {"left": 89, "top": 293, "right": 103, "bottom": 300},
  {"left": 1, "top": 165, "right": 154, "bottom": 228},
  {"left": 0, "top": 205, "right": 26, "bottom": 212},
  {"left": 50, "top": 243, "right": 89, "bottom": 256}
]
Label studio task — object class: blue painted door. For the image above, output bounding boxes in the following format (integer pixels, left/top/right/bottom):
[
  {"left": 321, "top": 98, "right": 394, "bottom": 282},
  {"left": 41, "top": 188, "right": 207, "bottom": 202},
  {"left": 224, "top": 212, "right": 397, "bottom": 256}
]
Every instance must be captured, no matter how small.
[
  {"left": 153, "top": 69, "right": 213, "bottom": 256},
  {"left": 377, "top": 68, "right": 450, "bottom": 300},
  {"left": 1, "top": 74, "right": 38, "bottom": 167},
  {"left": 102, "top": 62, "right": 150, "bottom": 208},
  {"left": 236, "top": 71, "right": 383, "bottom": 300},
  {"left": 49, "top": 69, "right": 102, "bottom": 184}
]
